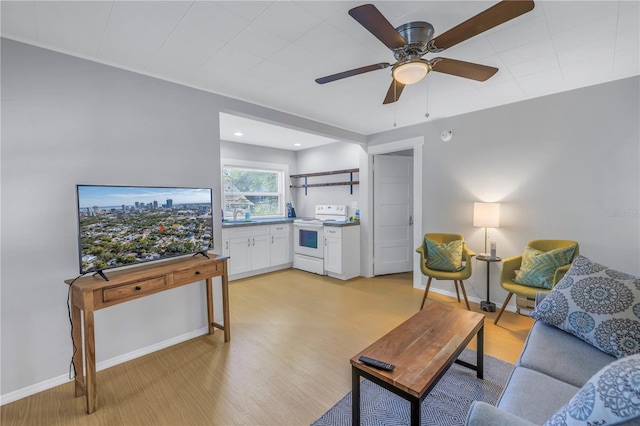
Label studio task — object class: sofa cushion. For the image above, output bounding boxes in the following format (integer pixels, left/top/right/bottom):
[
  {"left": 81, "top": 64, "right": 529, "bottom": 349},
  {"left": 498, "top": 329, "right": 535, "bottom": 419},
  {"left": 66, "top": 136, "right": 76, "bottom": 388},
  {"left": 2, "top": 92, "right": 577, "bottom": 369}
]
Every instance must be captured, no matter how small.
[
  {"left": 497, "top": 366, "right": 579, "bottom": 425},
  {"left": 519, "top": 321, "right": 615, "bottom": 387},
  {"left": 544, "top": 353, "right": 640, "bottom": 426},
  {"left": 514, "top": 245, "right": 576, "bottom": 289},
  {"left": 425, "top": 237, "right": 463, "bottom": 272},
  {"left": 530, "top": 255, "right": 640, "bottom": 358}
]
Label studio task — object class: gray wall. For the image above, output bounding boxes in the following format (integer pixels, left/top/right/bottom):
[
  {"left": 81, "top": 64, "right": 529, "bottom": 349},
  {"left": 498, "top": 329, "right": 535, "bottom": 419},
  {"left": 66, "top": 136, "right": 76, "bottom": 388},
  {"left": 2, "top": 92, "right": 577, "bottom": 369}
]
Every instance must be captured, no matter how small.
[
  {"left": 2, "top": 36, "right": 639, "bottom": 401},
  {"left": 0, "top": 39, "right": 359, "bottom": 400},
  {"left": 1, "top": 39, "right": 222, "bottom": 397},
  {"left": 369, "top": 76, "right": 640, "bottom": 303}
]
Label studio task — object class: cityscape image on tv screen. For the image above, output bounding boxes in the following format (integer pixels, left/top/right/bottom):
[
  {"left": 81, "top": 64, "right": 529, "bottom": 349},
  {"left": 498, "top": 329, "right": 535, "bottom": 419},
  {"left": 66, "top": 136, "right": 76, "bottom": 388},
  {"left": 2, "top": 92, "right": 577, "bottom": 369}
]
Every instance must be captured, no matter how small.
[{"left": 77, "top": 185, "right": 213, "bottom": 274}]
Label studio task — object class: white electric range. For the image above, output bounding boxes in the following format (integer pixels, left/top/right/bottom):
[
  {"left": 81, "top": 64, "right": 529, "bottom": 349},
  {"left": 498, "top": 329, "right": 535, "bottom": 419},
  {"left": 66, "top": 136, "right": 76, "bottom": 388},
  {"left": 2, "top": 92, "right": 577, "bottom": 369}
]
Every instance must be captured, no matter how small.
[{"left": 292, "top": 205, "right": 348, "bottom": 275}]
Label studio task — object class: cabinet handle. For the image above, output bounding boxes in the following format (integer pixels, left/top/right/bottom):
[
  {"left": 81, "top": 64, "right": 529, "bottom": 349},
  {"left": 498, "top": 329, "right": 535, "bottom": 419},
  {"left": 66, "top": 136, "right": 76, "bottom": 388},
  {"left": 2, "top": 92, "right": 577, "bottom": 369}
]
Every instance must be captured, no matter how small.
[
  {"left": 135, "top": 286, "right": 141, "bottom": 291},
  {"left": 225, "top": 241, "right": 228, "bottom": 250},
  {"left": 253, "top": 238, "right": 255, "bottom": 246},
  {"left": 247, "top": 238, "right": 250, "bottom": 247},
  {"left": 195, "top": 271, "right": 201, "bottom": 275},
  {"left": 272, "top": 236, "right": 274, "bottom": 243}
]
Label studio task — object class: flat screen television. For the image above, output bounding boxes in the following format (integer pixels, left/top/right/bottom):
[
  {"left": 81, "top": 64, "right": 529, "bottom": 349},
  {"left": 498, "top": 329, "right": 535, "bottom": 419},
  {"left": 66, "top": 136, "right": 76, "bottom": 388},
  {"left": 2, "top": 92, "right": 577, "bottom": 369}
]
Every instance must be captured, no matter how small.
[{"left": 76, "top": 185, "right": 213, "bottom": 278}]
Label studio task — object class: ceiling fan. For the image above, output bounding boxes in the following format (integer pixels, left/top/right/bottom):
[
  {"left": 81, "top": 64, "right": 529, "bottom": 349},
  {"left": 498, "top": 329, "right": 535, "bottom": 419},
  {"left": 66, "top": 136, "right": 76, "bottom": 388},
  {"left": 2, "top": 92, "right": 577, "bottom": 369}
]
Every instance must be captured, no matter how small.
[{"left": 316, "top": 1, "right": 535, "bottom": 104}]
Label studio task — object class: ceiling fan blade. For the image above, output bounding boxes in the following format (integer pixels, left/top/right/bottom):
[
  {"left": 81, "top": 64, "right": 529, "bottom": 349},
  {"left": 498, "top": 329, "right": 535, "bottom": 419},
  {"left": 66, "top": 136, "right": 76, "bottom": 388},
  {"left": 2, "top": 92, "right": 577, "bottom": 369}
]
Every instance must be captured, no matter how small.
[
  {"left": 431, "top": 58, "right": 498, "bottom": 81},
  {"left": 430, "top": 0, "right": 534, "bottom": 51},
  {"left": 383, "top": 80, "right": 405, "bottom": 104},
  {"left": 315, "top": 63, "right": 391, "bottom": 84},
  {"left": 349, "top": 4, "right": 407, "bottom": 50}
]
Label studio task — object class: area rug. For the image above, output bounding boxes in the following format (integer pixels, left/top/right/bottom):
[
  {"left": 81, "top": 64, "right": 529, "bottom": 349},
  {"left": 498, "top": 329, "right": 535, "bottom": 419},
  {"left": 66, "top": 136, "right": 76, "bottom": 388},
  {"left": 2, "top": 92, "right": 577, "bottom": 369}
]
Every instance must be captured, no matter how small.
[{"left": 311, "top": 349, "right": 513, "bottom": 426}]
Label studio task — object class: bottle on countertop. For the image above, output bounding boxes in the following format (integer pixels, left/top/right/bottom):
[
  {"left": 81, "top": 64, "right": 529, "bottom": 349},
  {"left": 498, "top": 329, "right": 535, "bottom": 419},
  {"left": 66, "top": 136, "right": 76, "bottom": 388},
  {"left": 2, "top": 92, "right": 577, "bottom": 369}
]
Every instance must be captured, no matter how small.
[{"left": 355, "top": 209, "right": 360, "bottom": 221}]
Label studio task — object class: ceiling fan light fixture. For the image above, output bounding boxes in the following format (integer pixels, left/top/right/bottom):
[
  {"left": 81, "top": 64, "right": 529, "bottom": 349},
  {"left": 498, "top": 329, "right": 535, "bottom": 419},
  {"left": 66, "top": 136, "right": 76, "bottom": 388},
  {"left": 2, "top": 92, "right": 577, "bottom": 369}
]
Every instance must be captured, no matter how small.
[{"left": 392, "top": 60, "right": 431, "bottom": 85}]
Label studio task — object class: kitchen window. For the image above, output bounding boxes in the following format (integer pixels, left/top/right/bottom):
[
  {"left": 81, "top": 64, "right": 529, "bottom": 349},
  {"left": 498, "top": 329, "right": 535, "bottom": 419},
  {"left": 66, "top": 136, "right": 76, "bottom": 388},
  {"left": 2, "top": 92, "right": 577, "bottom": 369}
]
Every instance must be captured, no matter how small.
[{"left": 222, "top": 160, "right": 286, "bottom": 219}]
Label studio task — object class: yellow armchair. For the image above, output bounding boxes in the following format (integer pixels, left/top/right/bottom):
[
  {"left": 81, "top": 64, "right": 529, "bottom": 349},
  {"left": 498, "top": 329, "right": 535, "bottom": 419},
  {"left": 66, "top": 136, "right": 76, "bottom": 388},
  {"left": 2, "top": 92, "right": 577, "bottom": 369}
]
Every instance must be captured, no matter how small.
[
  {"left": 416, "top": 233, "right": 476, "bottom": 310},
  {"left": 494, "top": 239, "right": 579, "bottom": 325}
]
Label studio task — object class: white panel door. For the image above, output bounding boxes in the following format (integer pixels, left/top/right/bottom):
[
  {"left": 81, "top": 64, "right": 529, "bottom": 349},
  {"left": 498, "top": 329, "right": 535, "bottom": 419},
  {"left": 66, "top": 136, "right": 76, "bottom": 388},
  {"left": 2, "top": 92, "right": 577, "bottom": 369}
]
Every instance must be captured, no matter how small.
[{"left": 373, "top": 155, "right": 413, "bottom": 275}]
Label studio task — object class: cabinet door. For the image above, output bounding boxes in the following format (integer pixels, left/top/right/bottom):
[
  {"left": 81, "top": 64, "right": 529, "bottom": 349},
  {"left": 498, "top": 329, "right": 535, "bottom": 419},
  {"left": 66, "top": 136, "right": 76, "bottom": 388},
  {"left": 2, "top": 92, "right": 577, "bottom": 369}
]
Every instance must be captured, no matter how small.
[
  {"left": 270, "top": 224, "right": 291, "bottom": 266},
  {"left": 251, "top": 234, "right": 271, "bottom": 270},
  {"left": 324, "top": 237, "right": 342, "bottom": 274},
  {"left": 229, "top": 238, "right": 252, "bottom": 275}
]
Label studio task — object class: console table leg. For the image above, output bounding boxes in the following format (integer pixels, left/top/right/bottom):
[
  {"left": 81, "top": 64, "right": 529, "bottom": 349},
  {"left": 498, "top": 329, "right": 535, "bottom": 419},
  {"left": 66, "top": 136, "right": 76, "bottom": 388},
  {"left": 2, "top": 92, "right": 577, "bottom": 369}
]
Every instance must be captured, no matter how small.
[
  {"left": 71, "top": 289, "right": 85, "bottom": 397},
  {"left": 82, "top": 307, "right": 97, "bottom": 414},
  {"left": 221, "top": 263, "right": 230, "bottom": 342},
  {"left": 206, "top": 277, "right": 214, "bottom": 335}
]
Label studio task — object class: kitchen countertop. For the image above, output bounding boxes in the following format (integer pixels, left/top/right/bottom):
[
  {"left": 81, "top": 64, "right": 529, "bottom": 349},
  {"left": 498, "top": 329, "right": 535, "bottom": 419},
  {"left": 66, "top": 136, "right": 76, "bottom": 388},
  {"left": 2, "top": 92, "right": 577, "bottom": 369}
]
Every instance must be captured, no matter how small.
[
  {"left": 222, "top": 218, "right": 360, "bottom": 228},
  {"left": 222, "top": 217, "right": 296, "bottom": 228}
]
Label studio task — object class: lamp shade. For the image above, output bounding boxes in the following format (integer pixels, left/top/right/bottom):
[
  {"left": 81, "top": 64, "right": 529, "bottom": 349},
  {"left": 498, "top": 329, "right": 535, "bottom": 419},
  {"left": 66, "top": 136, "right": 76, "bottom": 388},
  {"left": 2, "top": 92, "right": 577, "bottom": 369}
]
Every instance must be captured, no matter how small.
[
  {"left": 392, "top": 61, "right": 430, "bottom": 85},
  {"left": 473, "top": 202, "right": 500, "bottom": 228}
]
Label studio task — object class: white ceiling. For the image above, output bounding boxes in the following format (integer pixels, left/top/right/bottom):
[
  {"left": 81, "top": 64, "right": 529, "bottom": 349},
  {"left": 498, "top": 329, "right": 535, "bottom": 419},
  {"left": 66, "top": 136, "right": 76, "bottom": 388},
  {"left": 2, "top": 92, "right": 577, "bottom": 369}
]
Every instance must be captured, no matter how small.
[
  {"left": 2, "top": 1, "right": 639, "bottom": 149},
  {"left": 219, "top": 112, "right": 339, "bottom": 150}
]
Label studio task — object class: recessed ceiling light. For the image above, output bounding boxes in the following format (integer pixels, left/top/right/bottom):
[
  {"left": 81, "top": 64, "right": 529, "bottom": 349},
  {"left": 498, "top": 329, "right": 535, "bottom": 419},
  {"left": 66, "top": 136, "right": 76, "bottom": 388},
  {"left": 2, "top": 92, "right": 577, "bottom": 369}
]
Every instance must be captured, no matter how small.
[
  {"left": 234, "top": 132, "right": 243, "bottom": 137},
  {"left": 294, "top": 143, "right": 301, "bottom": 146}
]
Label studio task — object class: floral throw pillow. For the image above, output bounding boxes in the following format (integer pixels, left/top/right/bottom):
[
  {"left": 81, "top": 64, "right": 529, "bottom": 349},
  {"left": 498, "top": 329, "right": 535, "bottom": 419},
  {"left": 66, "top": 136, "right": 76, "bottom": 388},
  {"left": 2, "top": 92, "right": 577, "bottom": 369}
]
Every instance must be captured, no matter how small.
[
  {"left": 514, "top": 245, "right": 576, "bottom": 289},
  {"left": 530, "top": 255, "right": 640, "bottom": 358},
  {"left": 544, "top": 353, "right": 640, "bottom": 426},
  {"left": 425, "top": 238, "right": 463, "bottom": 272}
]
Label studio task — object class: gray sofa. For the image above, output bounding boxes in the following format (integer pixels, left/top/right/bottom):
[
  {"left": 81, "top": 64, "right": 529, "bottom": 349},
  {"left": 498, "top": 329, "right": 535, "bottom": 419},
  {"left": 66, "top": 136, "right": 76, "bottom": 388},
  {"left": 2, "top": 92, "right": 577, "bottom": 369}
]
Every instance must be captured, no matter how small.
[{"left": 465, "top": 319, "right": 617, "bottom": 425}]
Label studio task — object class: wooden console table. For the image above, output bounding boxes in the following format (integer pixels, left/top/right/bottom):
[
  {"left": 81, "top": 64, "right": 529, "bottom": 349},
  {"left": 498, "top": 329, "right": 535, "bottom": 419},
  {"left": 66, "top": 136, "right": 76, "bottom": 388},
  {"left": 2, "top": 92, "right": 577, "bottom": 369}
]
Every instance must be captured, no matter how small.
[{"left": 65, "top": 254, "right": 229, "bottom": 414}]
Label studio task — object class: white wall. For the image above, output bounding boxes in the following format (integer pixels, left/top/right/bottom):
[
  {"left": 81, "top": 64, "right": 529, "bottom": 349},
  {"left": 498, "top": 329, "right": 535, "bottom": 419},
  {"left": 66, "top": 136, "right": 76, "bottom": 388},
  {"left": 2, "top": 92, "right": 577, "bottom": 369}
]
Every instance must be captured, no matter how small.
[
  {"left": 294, "top": 142, "right": 364, "bottom": 218},
  {"left": 368, "top": 76, "right": 640, "bottom": 307}
]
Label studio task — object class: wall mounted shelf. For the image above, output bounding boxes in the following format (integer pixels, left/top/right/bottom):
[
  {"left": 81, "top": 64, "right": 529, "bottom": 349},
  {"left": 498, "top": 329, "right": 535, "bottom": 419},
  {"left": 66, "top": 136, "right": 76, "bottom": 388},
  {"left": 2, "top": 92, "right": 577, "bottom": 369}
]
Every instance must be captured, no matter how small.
[{"left": 290, "top": 168, "right": 359, "bottom": 195}]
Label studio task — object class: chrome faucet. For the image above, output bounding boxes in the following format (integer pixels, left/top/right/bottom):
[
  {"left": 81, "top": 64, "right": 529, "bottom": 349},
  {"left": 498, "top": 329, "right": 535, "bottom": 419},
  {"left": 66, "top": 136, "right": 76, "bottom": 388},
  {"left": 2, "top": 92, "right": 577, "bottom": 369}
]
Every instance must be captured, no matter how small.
[{"left": 233, "top": 208, "right": 243, "bottom": 221}]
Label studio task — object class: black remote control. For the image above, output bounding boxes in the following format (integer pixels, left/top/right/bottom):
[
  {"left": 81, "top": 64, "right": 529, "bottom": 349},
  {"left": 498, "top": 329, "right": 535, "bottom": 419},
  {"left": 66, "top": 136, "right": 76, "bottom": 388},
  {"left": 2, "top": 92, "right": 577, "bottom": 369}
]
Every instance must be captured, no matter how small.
[{"left": 358, "top": 356, "right": 395, "bottom": 371}]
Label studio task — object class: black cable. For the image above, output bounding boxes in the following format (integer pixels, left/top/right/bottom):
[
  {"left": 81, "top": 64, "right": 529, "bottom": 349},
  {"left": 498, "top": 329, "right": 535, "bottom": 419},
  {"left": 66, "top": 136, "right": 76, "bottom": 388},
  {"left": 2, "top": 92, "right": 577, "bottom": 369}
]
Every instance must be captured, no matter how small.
[{"left": 67, "top": 272, "right": 88, "bottom": 380}]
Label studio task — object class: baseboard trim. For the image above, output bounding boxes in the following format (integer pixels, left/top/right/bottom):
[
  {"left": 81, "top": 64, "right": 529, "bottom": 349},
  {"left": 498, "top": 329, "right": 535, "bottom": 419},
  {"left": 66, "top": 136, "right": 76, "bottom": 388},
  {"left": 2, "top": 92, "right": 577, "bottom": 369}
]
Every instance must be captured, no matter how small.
[
  {"left": 426, "top": 287, "right": 517, "bottom": 313},
  {"left": 0, "top": 326, "right": 208, "bottom": 406}
]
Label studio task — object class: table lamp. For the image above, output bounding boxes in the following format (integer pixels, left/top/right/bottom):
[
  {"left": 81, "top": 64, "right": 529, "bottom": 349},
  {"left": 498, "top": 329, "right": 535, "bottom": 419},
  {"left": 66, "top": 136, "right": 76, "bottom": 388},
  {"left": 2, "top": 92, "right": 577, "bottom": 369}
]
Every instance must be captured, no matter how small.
[{"left": 473, "top": 202, "right": 500, "bottom": 257}]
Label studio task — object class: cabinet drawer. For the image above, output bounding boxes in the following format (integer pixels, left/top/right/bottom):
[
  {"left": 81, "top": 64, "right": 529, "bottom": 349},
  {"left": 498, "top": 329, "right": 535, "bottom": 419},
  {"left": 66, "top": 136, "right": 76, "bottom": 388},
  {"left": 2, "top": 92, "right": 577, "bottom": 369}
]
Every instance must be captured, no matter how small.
[
  {"left": 173, "top": 263, "right": 222, "bottom": 284},
  {"left": 229, "top": 225, "right": 269, "bottom": 239},
  {"left": 103, "top": 276, "right": 168, "bottom": 302},
  {"left": 270, "top": 224, "right": 290, "bottom": 235},
  {"left": 324, "top": 227, "right": 342, "bottom": 238}
]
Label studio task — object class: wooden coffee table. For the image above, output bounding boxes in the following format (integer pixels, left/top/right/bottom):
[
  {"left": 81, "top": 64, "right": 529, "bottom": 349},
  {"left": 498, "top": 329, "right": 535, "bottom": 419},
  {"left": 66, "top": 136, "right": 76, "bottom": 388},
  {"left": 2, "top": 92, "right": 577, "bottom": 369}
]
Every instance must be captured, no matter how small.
[{"left": 350, "top": 302, "right": 484, "bottom": 426}]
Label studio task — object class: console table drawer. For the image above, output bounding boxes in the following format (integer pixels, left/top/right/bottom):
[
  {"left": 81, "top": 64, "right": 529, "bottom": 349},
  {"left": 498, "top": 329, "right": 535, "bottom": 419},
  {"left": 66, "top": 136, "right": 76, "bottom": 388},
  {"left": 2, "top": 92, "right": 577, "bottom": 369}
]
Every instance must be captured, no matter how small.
[
  {"left": 103, "top": 276, "right": 168, "bottom": 302},
  {"left": 173, "top": 263, "right": 221, "bottom": 284}
]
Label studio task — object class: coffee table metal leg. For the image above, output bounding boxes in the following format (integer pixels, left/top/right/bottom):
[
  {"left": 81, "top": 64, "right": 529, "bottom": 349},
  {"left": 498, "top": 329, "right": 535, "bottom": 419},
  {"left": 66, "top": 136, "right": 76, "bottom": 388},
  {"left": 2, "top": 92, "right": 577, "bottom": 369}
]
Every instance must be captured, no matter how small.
[
  {"left": 477, "top": 325, "right": 484, "bottom": 379},
  {"left": 352, "top": 367, "right": 360, "bottom": 426},
  {"left": 410, "top": 398, "right": 421, "bottom": 426}
]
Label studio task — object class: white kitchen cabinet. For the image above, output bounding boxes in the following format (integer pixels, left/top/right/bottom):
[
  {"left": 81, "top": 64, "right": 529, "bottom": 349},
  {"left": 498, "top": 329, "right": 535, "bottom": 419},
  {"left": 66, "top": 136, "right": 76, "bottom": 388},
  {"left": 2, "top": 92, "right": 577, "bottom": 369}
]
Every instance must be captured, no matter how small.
[
  {"left": 223, "top": 223, "right": 292, "bottom": 279},
  {"left": 229, "top": 236, "right": 252, "bottom": 274},
  {"left": 226, "top": 225, "right": 270, "bottom": 276},
  {"left": 324, "top": 225, "right": 360, "bottom": 280},
  {"left": 221, "top": 229, "right": 230, "bottom": 257},
  {"left": 251, "top": 234, "right": 271, "bottom": 270},
  {"left": 270, "top": 224, "right": 292, "bottom": 266}
]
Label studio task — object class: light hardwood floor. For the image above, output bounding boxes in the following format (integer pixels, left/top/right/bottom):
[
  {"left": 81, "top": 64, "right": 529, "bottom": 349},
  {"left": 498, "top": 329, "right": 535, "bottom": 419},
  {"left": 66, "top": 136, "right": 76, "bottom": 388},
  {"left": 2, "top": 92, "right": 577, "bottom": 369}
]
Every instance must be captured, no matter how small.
[{"left": 1, "top": 269, "right": 533, "bottom": 425}]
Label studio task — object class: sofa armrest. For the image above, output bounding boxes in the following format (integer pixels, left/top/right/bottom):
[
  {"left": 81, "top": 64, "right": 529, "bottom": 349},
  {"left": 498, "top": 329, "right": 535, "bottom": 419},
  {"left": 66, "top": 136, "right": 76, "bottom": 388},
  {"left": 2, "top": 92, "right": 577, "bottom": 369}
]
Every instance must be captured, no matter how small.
[{"left": 465, "top": 401, "right": 537, "bottom": 426}]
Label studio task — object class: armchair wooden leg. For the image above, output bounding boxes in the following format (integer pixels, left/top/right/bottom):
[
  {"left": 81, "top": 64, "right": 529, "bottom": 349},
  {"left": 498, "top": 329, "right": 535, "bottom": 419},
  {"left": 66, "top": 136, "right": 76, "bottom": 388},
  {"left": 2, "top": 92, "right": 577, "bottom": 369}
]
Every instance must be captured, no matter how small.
[
  {"left": 420, "top": 277, "right": 433, "bottom": 310},
  {"left": 494, "top": 292, "right": 514, "bottom": 325},
  {"left": 458, "top": 280, "right": 471, "bottom": 311},
  {"left": 454, "top": 280, "right": 461, "bottom": 303}
]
